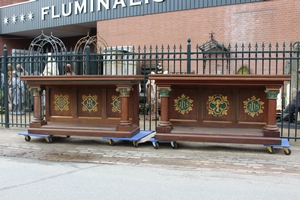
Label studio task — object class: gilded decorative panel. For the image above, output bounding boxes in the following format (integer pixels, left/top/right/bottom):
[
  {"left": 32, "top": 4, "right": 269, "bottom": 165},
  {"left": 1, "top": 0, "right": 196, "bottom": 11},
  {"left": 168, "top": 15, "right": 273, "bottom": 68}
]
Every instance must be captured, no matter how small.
[
  {"left": 53, "top": 94, "right": 69, "bottom": 112},
  {"left": 207, "top": 94, "right": 229, "bottom": 117},
  {"left": 81, "top": 94, "right": 98, "bottom": 112},
  {"left": 111, "top": 95, "right": 121, "bottom": 113},
  {"left": 243, "top": 96, "right": 264, "bottom": 117},
  {"left": 174, "top": 94, "right": 193, "bottom": 115}
]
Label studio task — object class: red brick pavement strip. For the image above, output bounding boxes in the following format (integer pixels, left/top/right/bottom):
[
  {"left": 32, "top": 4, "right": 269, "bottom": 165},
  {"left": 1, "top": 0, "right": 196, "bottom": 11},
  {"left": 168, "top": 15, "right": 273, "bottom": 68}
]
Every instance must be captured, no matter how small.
[{"left": 0, "top": 127, "right": 300, "bottom": 176}]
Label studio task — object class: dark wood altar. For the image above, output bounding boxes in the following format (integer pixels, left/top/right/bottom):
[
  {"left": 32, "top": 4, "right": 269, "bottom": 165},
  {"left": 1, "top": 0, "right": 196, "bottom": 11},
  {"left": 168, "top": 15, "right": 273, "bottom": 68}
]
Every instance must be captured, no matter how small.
[
  {"left": 21, "top": 75, "right": 143, "bottom": 138},
  {"left": 148, "top": 74, "right": 290, "bottom": 145}
]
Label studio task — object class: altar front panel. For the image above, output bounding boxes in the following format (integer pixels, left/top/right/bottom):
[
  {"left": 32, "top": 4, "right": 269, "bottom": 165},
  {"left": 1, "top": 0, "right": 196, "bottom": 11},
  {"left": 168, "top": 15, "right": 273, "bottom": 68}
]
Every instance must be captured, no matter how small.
[
  {"left": 168, "top": 85, "right": 268, "bottom": 129},
  {"left": 151, "top": 74, "right": 289, "bottom": 145},
  {"left": 46, "top": 85, "right": 136, "bottom": 124}
]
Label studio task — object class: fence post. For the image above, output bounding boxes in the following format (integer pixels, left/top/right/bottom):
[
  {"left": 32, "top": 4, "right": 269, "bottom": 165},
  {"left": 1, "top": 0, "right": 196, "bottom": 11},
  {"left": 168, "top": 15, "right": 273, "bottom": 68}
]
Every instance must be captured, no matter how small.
[
  {"left": 3, "top": 45, "right": 9, "bottom": 128},
  {"left": 296, "top": 43, "right": 300, "bottom": 126},
  {"left": 187, "top": 38, "right": 191, "bottom": 74},
  {"left": 86, "top": 42, "right": 90, "bottom": 75}
]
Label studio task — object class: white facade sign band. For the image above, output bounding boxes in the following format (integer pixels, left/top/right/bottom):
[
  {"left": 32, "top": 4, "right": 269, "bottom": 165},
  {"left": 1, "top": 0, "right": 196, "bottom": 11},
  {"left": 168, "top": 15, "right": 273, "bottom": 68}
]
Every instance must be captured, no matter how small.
[
  {"left": 0, "top": 0, "right": 263, "bottom": 34},
  {"left": 41, "top": 0, "right": 165, "bottom": 20}
]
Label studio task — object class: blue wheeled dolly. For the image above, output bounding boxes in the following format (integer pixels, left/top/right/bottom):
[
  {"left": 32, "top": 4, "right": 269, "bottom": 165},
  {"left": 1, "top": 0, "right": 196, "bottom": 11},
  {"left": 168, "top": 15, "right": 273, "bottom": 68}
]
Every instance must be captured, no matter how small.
[
  {"left": 102, "top": 130, "right": 154, "bottom": 148},
  {"left": 150, "top": 137, "right": 178, "bottom": 149},
  {"left": 264, "top": 138, "right": 291, "bottom": 155},
  {"left": 18, "top": 131, "right": 53, "bottom": 143}
]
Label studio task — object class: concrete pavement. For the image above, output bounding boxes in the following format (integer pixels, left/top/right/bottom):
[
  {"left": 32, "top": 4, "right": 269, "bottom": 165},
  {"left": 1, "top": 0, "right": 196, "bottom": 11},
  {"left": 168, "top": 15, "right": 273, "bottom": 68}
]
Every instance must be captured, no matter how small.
[
  {"left": 0, "top": 127, "right": 300, "bottom": 176},
  {"left": 1, "top": 157, "right": 300, "bottom": 200}
]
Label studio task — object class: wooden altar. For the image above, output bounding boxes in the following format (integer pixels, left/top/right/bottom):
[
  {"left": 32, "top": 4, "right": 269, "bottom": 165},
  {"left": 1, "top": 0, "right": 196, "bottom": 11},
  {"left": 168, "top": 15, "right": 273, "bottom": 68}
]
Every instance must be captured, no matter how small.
[
  {"left": 20, "top": 75, "right": 143, "bottom": 138},
  {"left": 148, "top": 74, "right": 290, "bottom": 145}
]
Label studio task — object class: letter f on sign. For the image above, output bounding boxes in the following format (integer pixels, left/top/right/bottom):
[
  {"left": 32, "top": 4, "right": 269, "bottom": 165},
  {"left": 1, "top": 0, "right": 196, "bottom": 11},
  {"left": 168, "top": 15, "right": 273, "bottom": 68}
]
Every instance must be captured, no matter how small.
[{"left": 41, "top": 7, "right": 50, "bottom": 20}]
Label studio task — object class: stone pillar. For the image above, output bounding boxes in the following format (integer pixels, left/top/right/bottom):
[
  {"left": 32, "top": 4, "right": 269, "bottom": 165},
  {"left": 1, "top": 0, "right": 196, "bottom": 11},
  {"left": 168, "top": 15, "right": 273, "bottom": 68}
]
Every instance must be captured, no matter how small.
[
  {"left": 116, "top": 86, "right": 132, "bottom": 127},
  {"left": 263, "top": 87, "right": 280, "bottom": 137},
  {"left": 156, "top": 86, "right": 172, "bottom": 133},
  {"left": 30, "top": 87, "right": 47, "bottom": 128}
]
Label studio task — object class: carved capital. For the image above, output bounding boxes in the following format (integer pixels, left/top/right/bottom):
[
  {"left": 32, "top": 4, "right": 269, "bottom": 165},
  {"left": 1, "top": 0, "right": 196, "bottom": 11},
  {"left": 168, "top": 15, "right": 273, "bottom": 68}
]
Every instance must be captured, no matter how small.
[
  {"left": 29, "top": 87, "right": 42, "bottom": 96},
  {"left": 265, "top": 87, "right": 280, "bottom": 99},
  {"left": 116, "top": 87, "right": 132, "bottom": 97},
  {"left": 159, "top": 87, "right": 171, "bottom": 97}
]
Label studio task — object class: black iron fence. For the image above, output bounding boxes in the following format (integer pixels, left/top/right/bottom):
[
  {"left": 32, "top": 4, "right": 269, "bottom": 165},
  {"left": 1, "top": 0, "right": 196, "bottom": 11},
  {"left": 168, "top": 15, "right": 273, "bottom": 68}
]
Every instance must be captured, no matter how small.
[{"left": 0, "top": 39, "right": 299, "bottom": 141}]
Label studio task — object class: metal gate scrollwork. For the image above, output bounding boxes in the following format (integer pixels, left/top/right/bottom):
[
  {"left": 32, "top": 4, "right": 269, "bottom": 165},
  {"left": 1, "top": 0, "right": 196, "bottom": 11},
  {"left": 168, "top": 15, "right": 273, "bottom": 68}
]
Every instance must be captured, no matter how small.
[
  {"left": 74, "top": 32, "right": 108, "bottom": 75},
  {"left": 27, "top": 31, "right": 68, "bottom": 75}
]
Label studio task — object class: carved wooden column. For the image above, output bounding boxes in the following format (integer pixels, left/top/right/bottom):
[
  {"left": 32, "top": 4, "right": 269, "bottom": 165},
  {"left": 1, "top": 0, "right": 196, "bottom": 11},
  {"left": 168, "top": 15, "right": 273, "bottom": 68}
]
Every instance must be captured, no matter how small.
[
  {"left": 263, "top": 87, "right": 280, "bottom": 137},
  {"left": 156, "top": 86, "right": 172, "bottom": 133},
  {"left": 30, "top": 87, "right": 47, "bottom": 128},
  {"left": 116, "top": 86, "right": 132, "bottom": 131}
]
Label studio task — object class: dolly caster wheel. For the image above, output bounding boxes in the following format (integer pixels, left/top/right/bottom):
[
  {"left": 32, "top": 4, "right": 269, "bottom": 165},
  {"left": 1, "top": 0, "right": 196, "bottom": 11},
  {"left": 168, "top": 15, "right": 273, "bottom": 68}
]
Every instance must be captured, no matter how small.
[
  {"left": 284, "top": 148, "right": 291, "bottom": 155},
  {"left": 25, "top": 135, "right": 31, "bottom": 142},
  {"left": 108, "top": 139, "right": 114, "bottom": 146},
  {"left": 266, "top": 146, "right": 274, "bottom": 154},
  {"left": 171, "top": 141, "right": 178, "bottom": 149},
  {"left": 45, "top": 137, "right": 52, "bottom": 143},
  {"left": 133, "top": 141, "right": 139, "bottom": 148},
  {"left": 152, "top": 142, "right": 159, "bottom": 149}
]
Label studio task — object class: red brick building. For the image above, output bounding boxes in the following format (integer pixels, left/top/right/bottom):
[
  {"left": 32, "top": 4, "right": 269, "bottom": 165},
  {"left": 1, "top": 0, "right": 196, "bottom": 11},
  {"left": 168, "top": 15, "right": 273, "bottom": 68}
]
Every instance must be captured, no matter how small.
[{"left": 98, "top": 0, "right": 300, "bottom": 48}]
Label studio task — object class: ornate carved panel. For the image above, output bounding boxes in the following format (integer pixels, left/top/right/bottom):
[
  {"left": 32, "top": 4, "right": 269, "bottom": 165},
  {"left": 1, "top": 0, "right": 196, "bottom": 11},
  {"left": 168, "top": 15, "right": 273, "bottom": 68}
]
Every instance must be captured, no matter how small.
[
  {"left": 49, "top": 88, "right": 72, "bottom": 117},
  {"left": 77, "top": 88, "right": 102, "bottom": 117}
]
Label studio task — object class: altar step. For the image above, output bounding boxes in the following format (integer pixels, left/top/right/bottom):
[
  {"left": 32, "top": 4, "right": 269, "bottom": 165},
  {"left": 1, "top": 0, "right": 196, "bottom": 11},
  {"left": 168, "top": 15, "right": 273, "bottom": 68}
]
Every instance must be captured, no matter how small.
[
  {"left": 28, "top": 122, "right": 140, "bottom": 138},
  {"left": 155, "top": 127, "right": 281, "bottom": 145}
]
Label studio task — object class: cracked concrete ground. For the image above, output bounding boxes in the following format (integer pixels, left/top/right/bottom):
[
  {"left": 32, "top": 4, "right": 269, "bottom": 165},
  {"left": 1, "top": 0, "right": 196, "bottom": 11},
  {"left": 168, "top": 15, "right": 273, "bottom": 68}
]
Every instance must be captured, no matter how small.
[{"left": 1, "top": 127, "right": 299, "bottom": 177}]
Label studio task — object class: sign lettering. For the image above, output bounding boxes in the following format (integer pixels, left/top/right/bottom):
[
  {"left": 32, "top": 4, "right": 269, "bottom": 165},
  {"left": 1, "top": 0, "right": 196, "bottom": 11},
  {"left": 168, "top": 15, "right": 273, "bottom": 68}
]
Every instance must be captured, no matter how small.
[{"left": 41, "top": 0, "right": 165, "bottom": 20}]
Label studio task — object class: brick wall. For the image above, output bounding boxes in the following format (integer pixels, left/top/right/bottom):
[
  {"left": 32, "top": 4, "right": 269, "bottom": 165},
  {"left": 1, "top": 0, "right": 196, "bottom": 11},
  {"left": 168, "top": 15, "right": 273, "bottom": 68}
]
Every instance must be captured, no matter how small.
[
  {"left": 97, "top": 0, "right": 300, "bottom": 48},
  {"left": 0, "top": 35, "right": 32, "bottom": 56}
]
